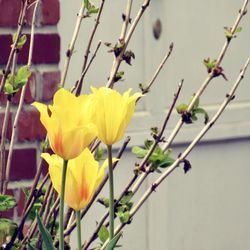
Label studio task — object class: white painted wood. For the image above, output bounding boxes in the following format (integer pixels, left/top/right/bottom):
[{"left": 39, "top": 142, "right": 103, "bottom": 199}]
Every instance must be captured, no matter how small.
[{"left": 58, "top": 1, "right": 250, "bottom": 249}]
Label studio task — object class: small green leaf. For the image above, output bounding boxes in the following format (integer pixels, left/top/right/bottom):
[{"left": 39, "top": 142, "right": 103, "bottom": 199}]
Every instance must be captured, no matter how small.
[
  {"left": 120, "top": 191, "right": 133, "bottom": 205},
  {"left": 131, "top": 146, "right": 148, "bottom": 158},
  {"left": 95, "top": 147, "right": 105, "bottom": 161},
  {"left": 117, "top": 211, "right": 130, "bottom": 223},
  {"left": 15, "top": 66, "right": 31, "bottom": 88},
  {"left": 105, "top": 232, "right": 122, "bottom": 250},
  {"left": 98, "top": 225, "right": 109, "bottom": 243},
  {"left": 158, "top": 157, "right": 175, "bottom": 168},
  {"left": 36, "top": 212, "right": 56, "bottom": 250},
  {"left": 4, "top": 82, "right": 15, "bottom": 95},
  {"left": 193, "top": 107, "right": 209, "bottom": 124},
  {"left": 12, "top": 33, "right": 27, "bottom": 49},
  {"left": 0, "top": 195, "right": 16, "bottom": 212},
  {"left": 176, "top": 103, "right": 188, "bottom": 114},
  {"left": 235, "top": 27, "right": 242, "bottom": 33}
]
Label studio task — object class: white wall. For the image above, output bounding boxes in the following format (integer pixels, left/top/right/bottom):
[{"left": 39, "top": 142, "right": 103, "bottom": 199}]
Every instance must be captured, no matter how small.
[{"left": 59, "top": 0, "right": 250, "bottom": 249}]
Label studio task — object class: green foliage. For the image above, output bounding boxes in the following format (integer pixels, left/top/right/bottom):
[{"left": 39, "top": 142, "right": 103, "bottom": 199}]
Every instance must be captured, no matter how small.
[
  {"left": 176, "top": 95, "right": 209, "bottom": 124},
  {"left": 4, "top": 66, "right": 31, "bottom": 95},
  {"left": 12, "top": 33, "right": 27, "bottom": 49},
  {"left": 84, "top": 0, "right": 99, "bottom": 15},
  {"left": 95, "top": 147, "right": 106, "bottom": 161},
  {"left": 98, "top": 225, "right": 109, "bottom": 244},
  {"left": 105, "top": 232, "right": 122, "bottom": 250},
  {"left": 27, "top": 237, "right": 38, "bottom": 250},
  {"left": 203, "top": 58, "right": 217, "bottom": 73},
  {"left": 0, "top": 195, "right": 16, "bottom": 212},
  {"left": 116, "top": 191, "right": 133, "bottom": 224},
  {"left": 0, "top": 218, "right": 17, "bottom": 246},
  {"left": 132, "top": 140, "right": 175, "bottom": 171},
  {"left": 114, "top": 71, "right": 125, "bottom": 83},
  {"left": 36, "top": 212, "right": 56, "bottom": 250},
  {"left": 224, "top": 26, "right": 242, "bottom": 40}
]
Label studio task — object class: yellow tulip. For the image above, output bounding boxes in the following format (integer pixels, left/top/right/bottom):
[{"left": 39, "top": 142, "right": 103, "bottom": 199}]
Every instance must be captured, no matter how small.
[
  {"left": 41, "top": 148, "right": 114, "bottom": 211},
  {"left": 91, "top": 87, "right": 142, "bottom": 145},
  {"left": 32, "top": 88, "right": 97, "bottom": 160}
]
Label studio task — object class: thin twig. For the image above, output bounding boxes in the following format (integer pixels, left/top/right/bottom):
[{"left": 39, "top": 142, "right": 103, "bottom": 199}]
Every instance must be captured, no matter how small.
[
  {"left": 60, "top": 3, "right": 85, "bottom": 87},
  {"left": 72, "top": 41, "right": 102, "bottom": 94},
  {"left": 120, "top": 0, "right": 133, "bottom": 41},
  {"left": 106, "top": 0, "right": 151, "bottom": 88},
  {"left": 75, "top": 0, "right": 106, "bottom": 96},
  {"left": 100, "top": 57, "right": 250, "bottom": 250},
  {"left": 141, "top": 43, "right": 174, "bottom": 96}
]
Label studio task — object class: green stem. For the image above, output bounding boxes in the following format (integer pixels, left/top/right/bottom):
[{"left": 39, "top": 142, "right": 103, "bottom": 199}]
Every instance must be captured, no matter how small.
[
  {"left": 59, "top": 159, "right": 68, "bottom": 250},
  {"left": 107, "top": 145, "right": 114, "bottom": 240},
  {"left": 76, "top": 210, "right": 82, "bottom": 250}
]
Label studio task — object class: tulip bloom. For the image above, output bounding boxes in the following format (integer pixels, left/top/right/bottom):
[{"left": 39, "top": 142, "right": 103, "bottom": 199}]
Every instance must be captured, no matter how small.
[
  {"left": 32, "top": 88, "right": 97, "bottom": 160},
  {"left": 41, "top": 148, "right": 114, "bottom": 211},
  {"left": 91, "top": 87, "right": 142, "bottom": 145}
]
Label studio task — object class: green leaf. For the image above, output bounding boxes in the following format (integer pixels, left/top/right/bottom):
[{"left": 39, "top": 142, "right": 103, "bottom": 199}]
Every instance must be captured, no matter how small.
[
  {"left": 176, "top": 103, "right": 188, "bottom": 114},
  {"left": 117, "top": 211, "right": 130, "bottom": 224},
  {"left": 98, "top": 225, "right": 109, "bottom": 243},
  {"left": 4, "top": 82, "right": 15, "bottom": 95},
  {"left": 120, "top": 191, "right": 133, "bottom": 205},
  {"left": 158, "top": 157, "right": 175, "bottom": 168},
  {"left": 95, "top": 147, "right": 105, "bottom": 161},
  {"left": 27, "top": 242, "right": 37, "bottom": 250},
  {"left": 36, "top": 212, "right": 56, "bottom": 250},
  {"left": 12, "top": 33, "right": 27, "bottom": 49},
  {"left": 131, "top": 146, "right": 148, "bottom": 158},
  {"left": 84, "top": 0, "right": 99, "bottom": 15},
  {"left": 105, "top": 232, "right": 122, "bottom": 250},
  {"left": 235, "top": 27, "right": 242, "bottom": 33},
  {"left": 193, "top": 107, "right": 209, "bottom": 124},
  {"left": 15, "top": 66, "right": 31, "bottom": 88},
  {"left": 0, "top": 195, "right": 16, "bottom": 212}
]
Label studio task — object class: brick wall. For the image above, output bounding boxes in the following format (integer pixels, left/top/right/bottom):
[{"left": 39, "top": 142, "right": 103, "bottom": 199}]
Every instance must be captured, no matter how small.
[{"left": 0, "top": 0, "right": 60, "bottom": 221}]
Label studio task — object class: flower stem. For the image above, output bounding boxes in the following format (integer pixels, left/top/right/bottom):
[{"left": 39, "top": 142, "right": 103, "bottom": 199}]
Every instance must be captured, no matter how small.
[
  {"left": 76, "top": 210, "right": 82, "bottom": 250},
  {"left": 107, "top": 145, "right": 114, "bottom": 240},
  {"left": 59, "top": 159, "right": 68, "bottom": 250}
]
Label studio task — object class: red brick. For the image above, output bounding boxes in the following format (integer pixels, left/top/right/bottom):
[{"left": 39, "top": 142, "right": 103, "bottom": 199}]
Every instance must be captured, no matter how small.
[
  {"left": 0, "top": 189, "right": 15, "bottom": 219},
  {"left": 0, "top": 0, "right": 60, "bottom": 27},
  {"left": 42, "top": 71, "right": 60, "bottom": 101},
  {"left": 0, "top": 112, "right": 12, "bottom": 141},
  {"left": 0, "top": 34, "right": 60, "bottom": 65},
  {"left": 0, "top": 0, "right": 21, "bottom": 27},
  {"left": 41, "top": 0, "right": 60, "bottom": 25},
  {"left": 18, "top": 110, "right": 46, "bottom": 142},
  {"left": 7, "top": 148, "right": 37, "bottom": 181}
]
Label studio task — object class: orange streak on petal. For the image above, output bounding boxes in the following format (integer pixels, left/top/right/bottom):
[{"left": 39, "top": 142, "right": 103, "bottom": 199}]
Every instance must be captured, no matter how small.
[
  {"left": 80, "top": 184, "right": 89, "bottom": 201},
  {"left": 53, "top": 130, "right": 64, "bottom": 157}
]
